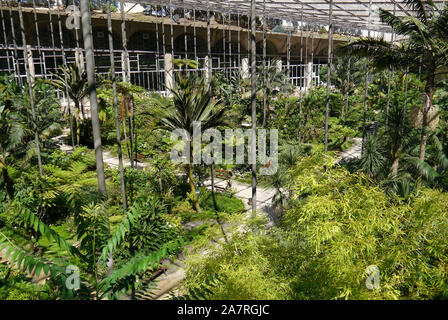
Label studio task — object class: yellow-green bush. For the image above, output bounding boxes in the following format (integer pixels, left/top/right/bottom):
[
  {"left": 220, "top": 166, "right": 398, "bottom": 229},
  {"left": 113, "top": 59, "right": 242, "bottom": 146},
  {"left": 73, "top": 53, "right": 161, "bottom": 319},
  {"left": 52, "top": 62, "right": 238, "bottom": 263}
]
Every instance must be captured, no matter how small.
[{"left": 182, "top": 154, "right": 448, "bottom": 300}]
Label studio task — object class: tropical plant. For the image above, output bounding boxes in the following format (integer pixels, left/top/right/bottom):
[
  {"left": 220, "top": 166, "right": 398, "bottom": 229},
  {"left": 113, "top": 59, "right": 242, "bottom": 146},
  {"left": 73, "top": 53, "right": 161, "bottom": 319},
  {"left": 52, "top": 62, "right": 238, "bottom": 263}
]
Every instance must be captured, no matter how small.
[
  {"left": 47, "top": 64, "right": 88, "bottom": 145},
  {"left": 0, "top": 200, "right": 185, "bottom": 300},
  {"left": 338, "top": 0, "right": 448, "bottom": 181},
  {"left": 0, "top": 74, "right": 25, "bottom": 199},
  {"left": 157, "top": 74, "right": 226, "bottom": 213}
]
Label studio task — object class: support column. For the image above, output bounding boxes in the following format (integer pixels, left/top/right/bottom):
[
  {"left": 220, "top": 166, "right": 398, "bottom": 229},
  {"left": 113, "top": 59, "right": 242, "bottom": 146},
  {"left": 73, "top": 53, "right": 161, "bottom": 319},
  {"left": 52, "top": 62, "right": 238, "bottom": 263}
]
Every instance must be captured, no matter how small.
[
  {"left": 204, "top": 55, "right": 212, "bottom": 84},
  {"left": 250, "top": 0, "right": 257, "bottom": 217},
  {"left": 121, "top": 51, "right": 130, "bottom": 82},
  {"left": 306, "top": 61, "right": 313, "bottom": 89},
  {"left": 26, "top": 45, "right": 35, "bottom": 82},
  {"left": 242, "top": 57, "right": 249, "bottom": 79},
  {"left": 75, "top": 48, "right": 85, "bottom": 73},
  {"left": 80, "top": 0, "right": 107, "bottom": 197},
  {"left": 275, "top": 59, "right": 282, "bottom": 73},
  {"left": 324, "top": 0, "right": 334, "bottom": 154},
  {"left": 165, "top": 52, "right": 174, "bottom": 96}
]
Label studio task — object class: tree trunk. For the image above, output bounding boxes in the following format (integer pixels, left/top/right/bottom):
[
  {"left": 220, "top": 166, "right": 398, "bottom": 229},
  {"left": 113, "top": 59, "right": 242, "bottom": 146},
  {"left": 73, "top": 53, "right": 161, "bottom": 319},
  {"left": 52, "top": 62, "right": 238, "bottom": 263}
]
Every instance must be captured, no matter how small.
[
  {"left": 416, "top": 76, "right": 434, "bottom": 188},
  {"left": 158, "top": 177, "right": 163, "bottom": 193},
  {"left": 391, "top": 150, "right": 400, "bottom": 178},
  {"left": 419, "top": 86, "right": 433, "bottom": 162},
  {"left": 80, "top": 100, "right": 86, "bottom": 120},
  {"left": 189, "top": 143, "right": 200, "bottom": 213},
  {"left": 250, "top": 0, "right": 257, "bottom": 217},
  {"left": 128, "top": 97, "right": 135, "bottom": 168},
  {"left": 210, "top": 153, "right": 218, "bottom": 211},
  {"left": 107, "top": 0, "right": 127, "bottom": 212},
  {"left": 80, "top": 0, "right": 112, "bottom": 274}
]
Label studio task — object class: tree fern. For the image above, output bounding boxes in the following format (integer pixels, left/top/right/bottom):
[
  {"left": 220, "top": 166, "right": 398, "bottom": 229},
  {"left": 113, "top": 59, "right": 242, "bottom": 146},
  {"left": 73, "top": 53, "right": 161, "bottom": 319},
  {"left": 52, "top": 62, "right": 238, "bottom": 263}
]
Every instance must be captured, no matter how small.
[
  {"left": 172, "top": 273, "right": 225, "bottom": 300},
  {"left": 99, "top": 237, "right": 185, "bottom": 299},
  {"left": 100, "top": 202, "right": 146, "bottom": 262}
]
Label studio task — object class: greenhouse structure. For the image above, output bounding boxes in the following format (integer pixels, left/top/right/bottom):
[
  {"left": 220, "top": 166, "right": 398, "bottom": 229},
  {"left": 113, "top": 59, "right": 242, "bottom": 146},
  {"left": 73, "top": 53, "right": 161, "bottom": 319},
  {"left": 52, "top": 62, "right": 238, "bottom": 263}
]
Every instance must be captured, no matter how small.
[{"left": 0, "top": 0, "right": 448, "bottom": 302}]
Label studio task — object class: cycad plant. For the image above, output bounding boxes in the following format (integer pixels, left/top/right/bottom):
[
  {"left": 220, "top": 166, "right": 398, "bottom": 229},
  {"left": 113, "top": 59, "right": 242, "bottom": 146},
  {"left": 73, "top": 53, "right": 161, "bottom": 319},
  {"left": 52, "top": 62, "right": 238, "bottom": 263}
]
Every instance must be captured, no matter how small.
[
  {"left": 159, "top": 74, "right": 226, "bottom": 213},
  {"left": 338, "top": 0, "right": 448, "bottom": 177},
  {"left": 47, "top": 64, "right": 88, "bottom": 145}
]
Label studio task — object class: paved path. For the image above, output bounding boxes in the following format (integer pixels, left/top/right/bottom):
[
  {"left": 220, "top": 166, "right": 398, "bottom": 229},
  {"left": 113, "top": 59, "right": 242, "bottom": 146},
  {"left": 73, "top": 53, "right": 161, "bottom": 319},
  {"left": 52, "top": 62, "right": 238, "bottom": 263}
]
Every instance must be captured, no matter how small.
[
  {"left": 151, "top": 179, "right": 277, "bottom": 300},
  {"left": 337, "top": 137, "right": 362, "bottom": 163},
  {"left": 51, "top": 130, "right": 147, "bottom": 169},
  {"left": 50, "top": 131, "right": 360, "bottom": 299}
]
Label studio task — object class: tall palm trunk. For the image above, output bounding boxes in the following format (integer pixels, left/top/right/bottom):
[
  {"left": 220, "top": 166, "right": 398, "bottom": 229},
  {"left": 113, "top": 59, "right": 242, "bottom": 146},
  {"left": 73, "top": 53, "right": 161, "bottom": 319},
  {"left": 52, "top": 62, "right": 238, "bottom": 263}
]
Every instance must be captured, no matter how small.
[
  {"left": 416, "top": 74, "right": 434, "bottom": 188},
  {"left": 107, "top": 0, "right": 127, "bottom": 212},
  {"left": 128, "top": 97, "right": 135, "bottom": 168},
  {"left": 189, "top": 142, "right": 200, "bottom": 213},
  {"left": 210, "top": 151, "right": 218, "bottom": 211},
  {"left": 80, "top": 0, "right": 112, "bottom": 274},
  {"left": 74, "top": 100, "right": 81, "bottom": 145},
  {"left": 391, "top": 145, "right": 401, "bottom": 178},
  {"left": 419, "top": 78, "right": 434, "bottom": 162},
  {"left": 80, "top": 100, "right": 86, "bottom": 120}
]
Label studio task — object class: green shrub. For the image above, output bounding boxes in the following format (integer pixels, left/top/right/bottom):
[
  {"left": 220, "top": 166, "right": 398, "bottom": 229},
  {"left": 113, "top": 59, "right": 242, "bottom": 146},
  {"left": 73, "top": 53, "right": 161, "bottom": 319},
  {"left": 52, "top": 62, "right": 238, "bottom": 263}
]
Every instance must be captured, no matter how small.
[{"left": 183, "top": 154, "right": 448, "bottom": 300}]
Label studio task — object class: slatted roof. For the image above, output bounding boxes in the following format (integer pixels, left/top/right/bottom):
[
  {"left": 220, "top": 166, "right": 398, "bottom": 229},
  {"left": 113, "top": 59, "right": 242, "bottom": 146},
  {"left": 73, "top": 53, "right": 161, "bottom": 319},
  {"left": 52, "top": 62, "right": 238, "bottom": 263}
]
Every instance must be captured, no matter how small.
[{"left": 131, "top": 0, "right": 447, "bottom": 33}]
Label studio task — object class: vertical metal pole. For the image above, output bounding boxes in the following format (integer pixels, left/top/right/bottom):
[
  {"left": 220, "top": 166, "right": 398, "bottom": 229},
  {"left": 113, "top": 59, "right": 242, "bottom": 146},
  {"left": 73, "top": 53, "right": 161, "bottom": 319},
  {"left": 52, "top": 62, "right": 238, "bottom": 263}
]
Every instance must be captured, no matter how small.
[
  {"left": 305, "top": 32, "right": 308, "bottom": 89},
  {"left": 222, "top": 11, "right": 226, "bottom": 76},
  {"left": 183, "top": 7, "right": 187, "bottom": 62},
  {"left": 362, "top": 0, "right": 373, "bottom": 156},
  {"left": 161, "top": 4, "right": 167, "bottom": 79},
  {"left": 324, "top": 0, "right": 333, "bottom": 154},
  {"left": 107, "top": 0, "right": 127, "bottom": 211},
  {"left": 237, "top": 12, "right": 241, "bottom": 87},
  {"left": 385, "top": 5, "right": 395, "bottom": 128},
  {"left": 155, "top": 6, "right": 161, "bottom": 91},
  {"left": 120, "top": 0, "right": 135, "bottom": 168},
  {"left": 7, "top": 0, "right": 21, "bottom": 86},
  {"left": 47, "top": 0, "right": 57, "bottom": 74},
  {"left": 193, "top": 8, "right": 197, "bottom": 63},
  {"left": 169, "top": 0, "right": 174, "bottom": 58},
  {"left": 310, "top": 30, "right": 314, "bottom": 89},
  {"left": 228, "top": 1, "right": 232, "bottom": 99},
  {"left": 80, "top": 0, "right": 107, "bottom": 197},
  {"left": 250, "top": 0, "right": 257, "bottom": 216},
  {"left": 120, "top": 0, "right": 130, "bottom": 82},
  {"left": 0, "top": 1, "right": 12, "bottom": 73},
  {"left": 56, "top": 0, "right": 75, "bottom": 148},
  {"left": 402, "top": 65, "right": 409, "bottom": 133},
  {"left": 298, "top": 7, "right": 304, "bottom": 145},
  {"left": 287, "top": 30, "right": 291, "bottom": 86},
  {"left": 32, "top": 0, "right": 45, "bottom": 78},
  {"left": 345, "top": 35, "right": 351, "bottom": 117},
  {"left": 206, "top": 1, "right": 211, "bottom": 89},
  {"left": 18, "top": 0, "right": 42, "bottom": 176},
  {"left": 73, "top": 0, "right": 83, "bottom": 75},
  {"left": 262, "top": 0, "right": 267, "bottom": 128}
]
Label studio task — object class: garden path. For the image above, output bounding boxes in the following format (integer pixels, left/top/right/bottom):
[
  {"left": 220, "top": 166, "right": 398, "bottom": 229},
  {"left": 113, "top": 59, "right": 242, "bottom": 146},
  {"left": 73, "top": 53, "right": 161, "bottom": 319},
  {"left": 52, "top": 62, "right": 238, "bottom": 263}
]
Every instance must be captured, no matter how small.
[
  {"left": 10, "top": 132, "right": 359, "bottom": 298},
  {"left": 337, "top": 137, "right": 362, "bottom": 162}
]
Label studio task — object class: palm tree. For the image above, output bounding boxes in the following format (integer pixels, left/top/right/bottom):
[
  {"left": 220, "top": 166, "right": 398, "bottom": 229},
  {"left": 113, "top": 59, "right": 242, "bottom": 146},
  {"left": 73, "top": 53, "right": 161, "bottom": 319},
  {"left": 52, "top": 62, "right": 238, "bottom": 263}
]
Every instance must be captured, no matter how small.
[
  {"left": 159, "top": 74, "right": 226, "bottom": 213},
  {"left": 338, "top": 0, "right": 448, "bottom": 180},
  {"left": 47, "top": 64, "right": 88, "bottom": 145},
  {"left": 115, "top": 82, "right": 144, "bottom": 168},
  {"left": 0, "top": 75, "right": 25, "bottom": 199}
]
